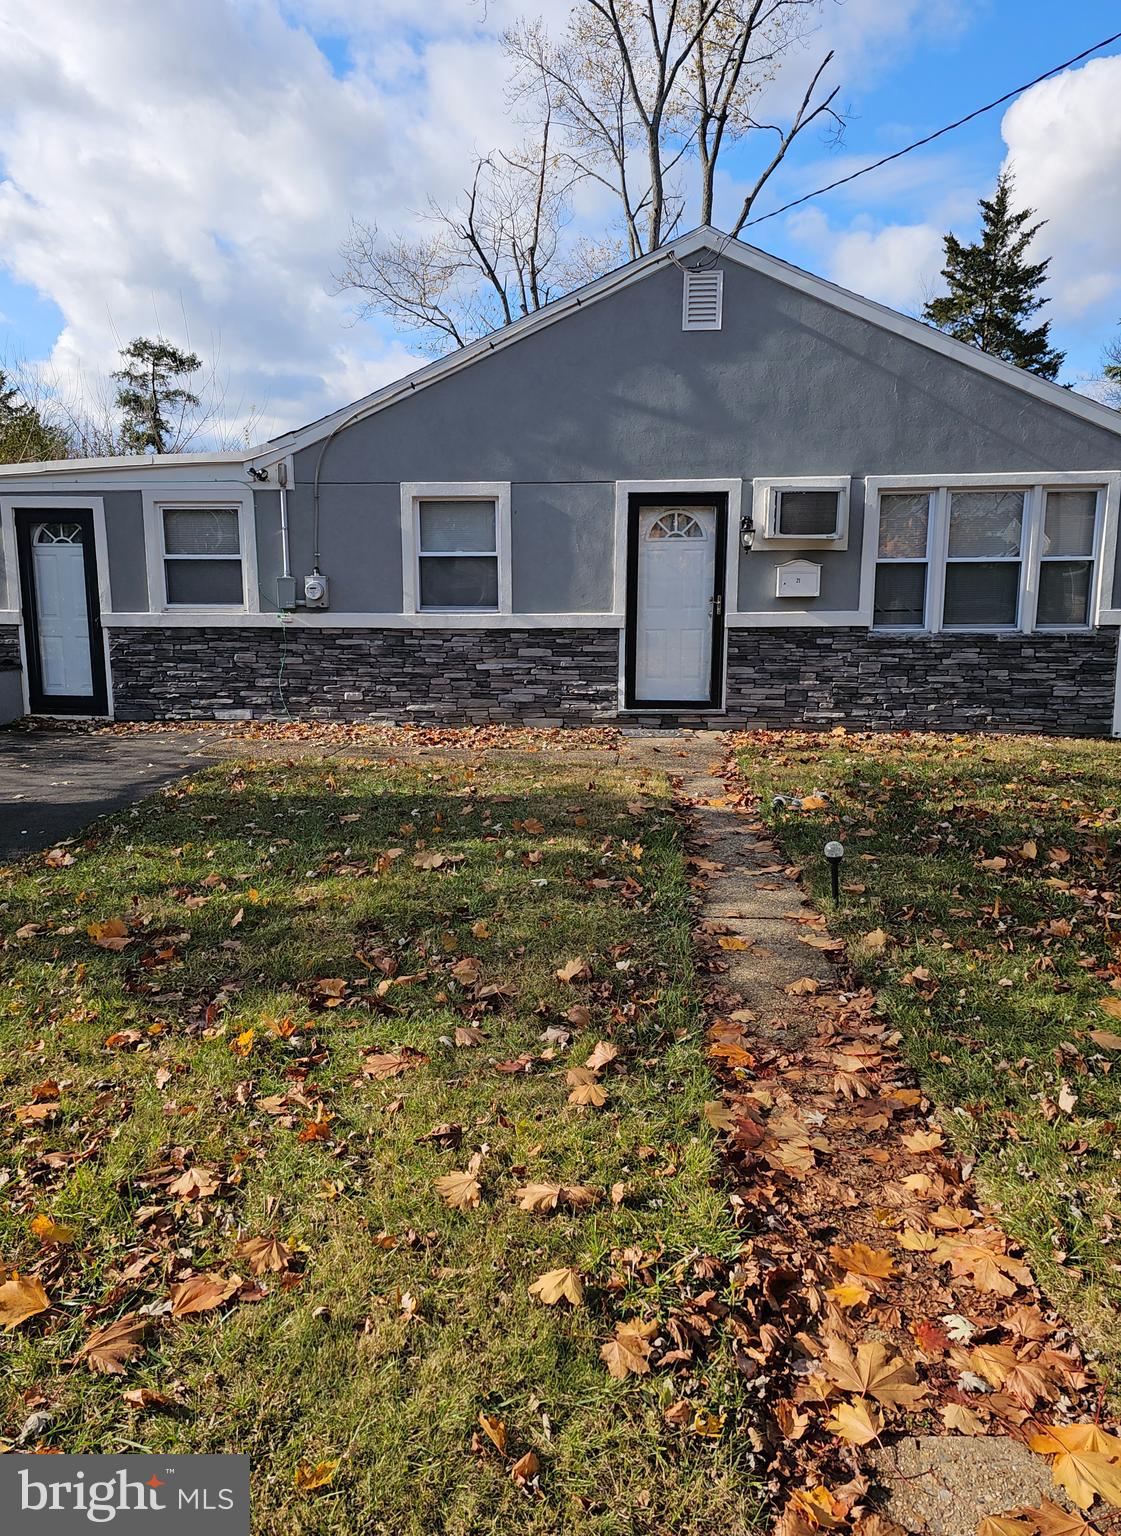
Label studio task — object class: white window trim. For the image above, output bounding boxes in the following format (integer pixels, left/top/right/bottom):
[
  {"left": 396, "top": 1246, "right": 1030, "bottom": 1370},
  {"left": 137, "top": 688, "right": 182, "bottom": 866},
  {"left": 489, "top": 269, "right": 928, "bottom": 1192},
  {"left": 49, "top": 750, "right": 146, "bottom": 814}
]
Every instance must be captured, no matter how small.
[
  {"left": 868, "top": 489, "right": 934, "bottom": 632},
  {"left": 401, "top": 481, "right": 511, "bottom": 616},
  {"left": 141, "top": 490, "right": 258, "bottom": 615},
  {"left": 1034, "top": 486, "right": 1104, "bottom": 632},
  {"left": 751, "top": 475, "right": 851, "bottom": 550},
  {"left": 0, "top": 494, "right": 115, "bottom": 718},
  {"left": 864, "top": 473, "right": 1121, "bottom": 635}
]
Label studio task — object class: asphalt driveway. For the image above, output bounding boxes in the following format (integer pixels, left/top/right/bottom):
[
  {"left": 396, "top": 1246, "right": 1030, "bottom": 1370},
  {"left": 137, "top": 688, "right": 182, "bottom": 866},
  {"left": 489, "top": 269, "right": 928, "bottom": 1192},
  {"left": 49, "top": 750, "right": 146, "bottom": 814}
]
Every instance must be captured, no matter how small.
[{"left": 0, "top": 729, "right": 224, "bottom": 861}]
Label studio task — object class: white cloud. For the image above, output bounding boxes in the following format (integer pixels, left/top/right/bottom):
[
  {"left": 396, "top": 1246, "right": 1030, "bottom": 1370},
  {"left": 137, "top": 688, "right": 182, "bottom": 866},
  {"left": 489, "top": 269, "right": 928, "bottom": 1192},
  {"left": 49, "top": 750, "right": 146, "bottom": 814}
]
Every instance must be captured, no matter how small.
[
  {"left": 0, "top": 0, "right": 530, "bottom": 442},
  {"left": 1000, "top": 54, "right": 1121, "bottom": 335},
  {"left": 783, "top": 207, "right": 944, "bottom": 311},
  {"left": 0, "top": 0, "right": 987, "bottom": 443}
]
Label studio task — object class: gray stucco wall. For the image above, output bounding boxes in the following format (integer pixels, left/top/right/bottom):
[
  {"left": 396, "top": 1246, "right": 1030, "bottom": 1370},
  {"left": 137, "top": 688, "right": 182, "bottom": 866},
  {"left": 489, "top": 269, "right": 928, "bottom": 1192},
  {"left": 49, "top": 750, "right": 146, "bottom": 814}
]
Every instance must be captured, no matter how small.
[
  {"left": 266, "top": 250, "right": 1121, "bottom": 616},
  {"left": 0, "top": 490, "right": 146, "bottom": 611}
]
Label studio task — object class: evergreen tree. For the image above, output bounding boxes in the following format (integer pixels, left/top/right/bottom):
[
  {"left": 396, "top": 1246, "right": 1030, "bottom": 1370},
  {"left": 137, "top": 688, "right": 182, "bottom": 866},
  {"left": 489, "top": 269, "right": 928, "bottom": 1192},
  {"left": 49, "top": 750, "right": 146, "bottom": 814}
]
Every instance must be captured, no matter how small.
[
  {"left": 923, "top": 172, "right": 1065, "bottom": 380},
  {"left": 113, "top": 337, "right": 201, "bottom": 453},
  {"left": 0, "top": 369, "right": 69, "bottom": 463}
]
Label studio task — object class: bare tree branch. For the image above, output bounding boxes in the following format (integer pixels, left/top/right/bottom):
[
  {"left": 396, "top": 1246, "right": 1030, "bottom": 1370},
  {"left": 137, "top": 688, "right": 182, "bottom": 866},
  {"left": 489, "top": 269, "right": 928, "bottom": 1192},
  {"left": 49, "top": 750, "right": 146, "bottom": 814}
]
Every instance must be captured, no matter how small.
[{"left": 337, "top": 1, "right": 844, "bottom": 351}]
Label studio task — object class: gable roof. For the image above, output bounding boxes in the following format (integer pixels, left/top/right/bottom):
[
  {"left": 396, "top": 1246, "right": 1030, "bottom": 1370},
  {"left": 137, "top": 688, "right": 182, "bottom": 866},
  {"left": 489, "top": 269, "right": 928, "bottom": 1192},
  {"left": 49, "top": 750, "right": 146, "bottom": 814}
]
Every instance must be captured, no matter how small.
[
  {"left": 0, "top": 225, "right": 1116, "bottom": 482},
  {"left": 249, "top": 224, "right": 1121, "bottom": 466}
]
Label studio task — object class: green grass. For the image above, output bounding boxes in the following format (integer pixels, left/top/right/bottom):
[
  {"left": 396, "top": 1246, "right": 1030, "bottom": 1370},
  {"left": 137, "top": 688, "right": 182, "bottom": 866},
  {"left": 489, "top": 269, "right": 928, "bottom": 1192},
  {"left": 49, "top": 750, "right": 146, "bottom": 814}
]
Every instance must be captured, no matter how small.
[
  {"left": 737, "top": 728, "right": 1121, "bottom": 1383},
  {"left": 0, "top": 753, "right": 761, "bottom": 1534}
]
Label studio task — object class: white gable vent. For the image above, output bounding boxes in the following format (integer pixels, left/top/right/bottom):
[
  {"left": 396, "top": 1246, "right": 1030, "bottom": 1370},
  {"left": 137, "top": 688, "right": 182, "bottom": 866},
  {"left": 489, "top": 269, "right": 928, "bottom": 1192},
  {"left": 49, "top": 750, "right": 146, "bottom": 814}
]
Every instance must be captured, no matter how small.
[{"left": 682, "top": 267, "right": 723, "bottom": 331}]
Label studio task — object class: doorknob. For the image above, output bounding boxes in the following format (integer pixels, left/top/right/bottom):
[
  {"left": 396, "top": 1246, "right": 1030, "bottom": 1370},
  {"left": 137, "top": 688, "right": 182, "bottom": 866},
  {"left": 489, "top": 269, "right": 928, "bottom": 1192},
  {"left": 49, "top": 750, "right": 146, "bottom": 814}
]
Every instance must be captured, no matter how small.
[{"left": 712, "top": 593, "right": 724, "bottom": 617}]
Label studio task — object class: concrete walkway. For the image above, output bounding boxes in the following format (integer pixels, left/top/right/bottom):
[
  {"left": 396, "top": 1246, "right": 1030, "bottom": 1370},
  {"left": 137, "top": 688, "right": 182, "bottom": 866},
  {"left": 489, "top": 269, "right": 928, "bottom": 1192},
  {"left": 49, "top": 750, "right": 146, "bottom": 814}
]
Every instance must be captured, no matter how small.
[
  {"left": 622, "top": 732, "right": 838, "bottom": 1016},
  {"left": 0, "top": 728, "right": 223, "bottom": 861}
]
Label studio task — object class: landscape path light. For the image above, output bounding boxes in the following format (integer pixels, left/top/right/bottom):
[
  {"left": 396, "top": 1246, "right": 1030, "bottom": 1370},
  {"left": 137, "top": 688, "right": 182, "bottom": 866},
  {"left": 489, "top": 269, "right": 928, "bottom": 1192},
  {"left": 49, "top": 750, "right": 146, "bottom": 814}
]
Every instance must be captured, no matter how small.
[{"left": 824, "top": 839, "right": 845, "bottom": 901}]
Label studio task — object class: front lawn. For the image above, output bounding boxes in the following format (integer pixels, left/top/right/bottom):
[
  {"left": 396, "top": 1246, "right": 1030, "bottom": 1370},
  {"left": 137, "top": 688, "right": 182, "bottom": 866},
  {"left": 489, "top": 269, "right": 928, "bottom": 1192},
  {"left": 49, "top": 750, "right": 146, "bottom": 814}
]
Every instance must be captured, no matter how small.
[
  {"left": 1, "top": 753, "right": 757, "bottom": 1534},
  {"left": 737, "top": 729, "right": 1121, "bottom": 1384}
]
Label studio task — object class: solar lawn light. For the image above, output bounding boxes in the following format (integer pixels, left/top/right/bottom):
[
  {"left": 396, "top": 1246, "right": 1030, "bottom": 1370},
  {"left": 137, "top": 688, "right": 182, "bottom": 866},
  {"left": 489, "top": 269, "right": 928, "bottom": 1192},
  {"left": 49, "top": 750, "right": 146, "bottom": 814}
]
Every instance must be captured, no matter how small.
[{"left": 824, "top": 839, "right": 845, "bottom": 901}]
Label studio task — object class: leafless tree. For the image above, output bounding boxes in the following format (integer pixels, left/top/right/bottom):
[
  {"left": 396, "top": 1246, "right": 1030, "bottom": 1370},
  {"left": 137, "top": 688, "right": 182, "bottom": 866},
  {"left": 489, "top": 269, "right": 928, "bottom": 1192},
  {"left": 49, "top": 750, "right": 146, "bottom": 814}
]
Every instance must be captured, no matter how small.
[
  {"left": 9, "top": 340, "right": 266, "bottom": 459},
  {"left": 335, "top": 105, "right": 606, "bottom": 355},
  {"left": 1100, "top": 331, "right": 1121, "bottom": 410},
  {"left": 337, "top": 1, "right": 841, "bottom": 352}
]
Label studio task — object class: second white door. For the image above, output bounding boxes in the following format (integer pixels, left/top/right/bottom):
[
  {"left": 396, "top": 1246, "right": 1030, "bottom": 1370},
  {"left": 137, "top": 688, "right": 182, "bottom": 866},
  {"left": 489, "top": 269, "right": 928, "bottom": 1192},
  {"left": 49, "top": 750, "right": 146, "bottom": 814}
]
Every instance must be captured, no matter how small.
[{"left": 633, "top": 505, "right": 718, "bottom": 702}]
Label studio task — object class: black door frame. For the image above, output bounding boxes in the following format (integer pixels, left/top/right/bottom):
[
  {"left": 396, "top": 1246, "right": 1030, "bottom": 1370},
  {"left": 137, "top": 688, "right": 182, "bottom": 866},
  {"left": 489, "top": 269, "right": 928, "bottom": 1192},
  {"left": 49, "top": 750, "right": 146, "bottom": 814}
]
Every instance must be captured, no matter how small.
[
  {"left": 624, "top": 491, "right": 728, "bottom": 711},
  {"left": 15, "top": 507, "right": 108, "bottom": 716}
]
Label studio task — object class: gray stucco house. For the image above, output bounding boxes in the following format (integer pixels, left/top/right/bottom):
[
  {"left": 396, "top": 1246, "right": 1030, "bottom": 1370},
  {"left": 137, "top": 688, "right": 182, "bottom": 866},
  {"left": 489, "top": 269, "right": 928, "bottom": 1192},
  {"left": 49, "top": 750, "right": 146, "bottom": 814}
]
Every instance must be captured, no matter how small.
[{"left": 2, "top": 226, "right": 1121, "bottom": 734}]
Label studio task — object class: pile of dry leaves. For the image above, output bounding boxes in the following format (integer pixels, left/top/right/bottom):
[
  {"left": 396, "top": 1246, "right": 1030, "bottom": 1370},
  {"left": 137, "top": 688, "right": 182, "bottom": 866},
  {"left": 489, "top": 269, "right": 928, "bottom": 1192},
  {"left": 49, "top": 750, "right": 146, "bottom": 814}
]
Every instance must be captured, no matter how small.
[{"left": 692, "top": 932, "right": 1120, "bottom": 1535}]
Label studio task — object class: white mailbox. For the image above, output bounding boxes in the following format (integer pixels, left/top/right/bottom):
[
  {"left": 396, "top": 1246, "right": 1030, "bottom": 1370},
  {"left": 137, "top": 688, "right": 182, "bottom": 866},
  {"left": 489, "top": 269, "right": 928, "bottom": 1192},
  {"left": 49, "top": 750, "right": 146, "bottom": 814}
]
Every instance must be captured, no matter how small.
[{"left": 775, "top": 559, "right": 821, "bottom": 599}]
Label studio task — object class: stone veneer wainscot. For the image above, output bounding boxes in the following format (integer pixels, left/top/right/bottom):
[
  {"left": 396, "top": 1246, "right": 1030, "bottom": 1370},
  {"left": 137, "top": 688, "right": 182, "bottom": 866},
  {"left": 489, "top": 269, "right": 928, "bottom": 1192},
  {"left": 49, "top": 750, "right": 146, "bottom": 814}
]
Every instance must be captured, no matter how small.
[{"left": 102, "top": 624, "right": 1120, "bottom": 736}]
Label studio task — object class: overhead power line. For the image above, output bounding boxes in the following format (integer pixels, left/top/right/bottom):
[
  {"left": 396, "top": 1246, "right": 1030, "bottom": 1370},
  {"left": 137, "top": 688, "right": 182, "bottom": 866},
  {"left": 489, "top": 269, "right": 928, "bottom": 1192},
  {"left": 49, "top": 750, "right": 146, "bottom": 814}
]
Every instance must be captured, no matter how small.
[{"left": 742, "top": 30, "right": 1121, "bottom": 229}]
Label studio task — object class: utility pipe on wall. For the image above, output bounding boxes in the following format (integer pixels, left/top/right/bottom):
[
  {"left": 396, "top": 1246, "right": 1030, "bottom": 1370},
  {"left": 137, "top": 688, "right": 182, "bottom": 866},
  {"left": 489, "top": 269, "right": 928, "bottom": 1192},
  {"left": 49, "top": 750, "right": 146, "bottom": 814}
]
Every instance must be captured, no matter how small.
[{"left": 277, "top": 458, "right": 291, "bottom": 580}]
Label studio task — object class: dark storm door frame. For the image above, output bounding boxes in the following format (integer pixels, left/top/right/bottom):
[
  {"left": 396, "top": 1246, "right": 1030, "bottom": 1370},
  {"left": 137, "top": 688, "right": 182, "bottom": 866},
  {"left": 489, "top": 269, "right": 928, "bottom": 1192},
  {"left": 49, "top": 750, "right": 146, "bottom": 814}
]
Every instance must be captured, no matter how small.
[{"left": 15, "top": 506, "right": 109, "bottom": 716}]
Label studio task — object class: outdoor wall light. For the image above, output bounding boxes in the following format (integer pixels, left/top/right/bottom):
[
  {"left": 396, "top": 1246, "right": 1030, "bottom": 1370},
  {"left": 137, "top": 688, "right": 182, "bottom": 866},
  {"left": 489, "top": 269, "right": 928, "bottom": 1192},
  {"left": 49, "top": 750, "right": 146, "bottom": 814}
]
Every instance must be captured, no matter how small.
[
  {"left": 740, "top": 513, "right": 755, "bottom": 550},
  {"left": 824, "top": 839, "right": 845, "bottom": 901}
]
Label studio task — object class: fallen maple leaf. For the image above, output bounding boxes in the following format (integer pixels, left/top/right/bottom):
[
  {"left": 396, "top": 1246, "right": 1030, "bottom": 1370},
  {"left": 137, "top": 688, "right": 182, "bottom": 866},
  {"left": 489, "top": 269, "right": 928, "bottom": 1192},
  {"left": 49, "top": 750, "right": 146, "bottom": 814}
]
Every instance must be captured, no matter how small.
[
  {"left": 825, "top": 1336, "right": 927, "bottom": 1409},
  {"left": 294, "top": 1459, "right": 339, "bottom": 1491},
  {"left": 600, "top": 1318, "right": 658, "bottom": 1379},
  {"left": 555, "top": 957, "right": 591, "bottom": 984},
  {"left": 977, "top": 1518, "right": 1035, "bottom": 1536},
  {"left": 528, "top": 1267, "right": 584, "bottom": 1307},
  {"left": 0, "top": 1272, "right": 50, "bottom": 1331},
  {"left": 830, "top": 1242, "right": 894, "bottom": 1280},
  {"left": 477, "top": 1412, "right": 507, "bottom": 1454},
  {"left": 1028, "top": 1497, "right": 1101, "bottom": 1536},
  {"left": 434, "top": 1169, "right": 482, "bottom": 1211},
  {"left": 87, "top": 917, "right": 131, "bottom": 949},
  {"left": 511, "top": 1183, "right": 598, "bottom": 1213},
  {"left": 30, "top": 1213, "right": 74, "bottom": 1245},
  {"left": 901, "top": 1128, "right": 945, "bottom": 1153},
  {"left": 76, "top": 1314, "right": 149, "bottom": 1375},
  {"left": 1088, "top": 1028, "right": 1121, "bottom": 1051},
  {"left": 942, "top": 1402, "right": 986, "bottom": 1436},
  {"left": 827, "top": 1281, "right": 871, "bottom": 1310},
  {"left": 935, "top": 1238, "right": 1032, "bottom": 1297},
  {"left": 1028, "top": 1425, "right": 1121, "bottom": 1510},
  {"left": 509, "top": 1450, "right": 539, "bottom": 1486},
  {"left": 235, "top": 1234, "right": 294, "bottom": 1275},
  {"left": 122, "top": 1387, "right": 175, "bottom": 1412},
  {"left": 169, "top": 1273, "right": 240, "bottom": 1318},
  {"left": 826, "top": 1397, "right": 883, "bottom": 1445},
  {"left": 361, "top": 1049, "right": 428, "bottom": 1080},
  {"left": 785, "top": 976, "right": 821, "bottom": 995},
  {"left": 703, "top": 1100, "right": 737, "bottom": 1132},
  {"left": 584, "top": 1041, "right": 618, "bottom": 1072},
  {"left": 692, "top": 1409, "right": 726, "bottom": 1438},
  {"left": 861, "top": 929, "right": 892, "bottom": 952},
  {"left": 167, "top": 1167, "right": 221, "bottom": 1201}
]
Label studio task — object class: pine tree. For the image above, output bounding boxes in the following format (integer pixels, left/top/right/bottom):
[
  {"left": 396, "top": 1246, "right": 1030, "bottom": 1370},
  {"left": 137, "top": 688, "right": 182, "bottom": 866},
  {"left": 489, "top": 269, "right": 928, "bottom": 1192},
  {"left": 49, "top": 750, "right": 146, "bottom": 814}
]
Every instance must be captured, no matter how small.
[
  {"left": 923, "top": 171, "right": 1064, "bottom": 380},
  {"left": 0, "top": 370, "right": 69, "bottom": 463},
  {"left": 113, "top": 337, "right": 201, "bottom": 454}
]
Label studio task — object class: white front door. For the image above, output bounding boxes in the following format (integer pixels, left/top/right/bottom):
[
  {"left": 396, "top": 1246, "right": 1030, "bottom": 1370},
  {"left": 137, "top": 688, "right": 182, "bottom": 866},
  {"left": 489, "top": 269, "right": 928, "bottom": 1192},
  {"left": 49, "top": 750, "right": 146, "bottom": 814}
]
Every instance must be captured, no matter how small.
[
  {"left": 31, "top": 521, "right": 95, "bottom": 697},
  {"left": 633, "top": 504, "right": 719, "bottom": 703}
]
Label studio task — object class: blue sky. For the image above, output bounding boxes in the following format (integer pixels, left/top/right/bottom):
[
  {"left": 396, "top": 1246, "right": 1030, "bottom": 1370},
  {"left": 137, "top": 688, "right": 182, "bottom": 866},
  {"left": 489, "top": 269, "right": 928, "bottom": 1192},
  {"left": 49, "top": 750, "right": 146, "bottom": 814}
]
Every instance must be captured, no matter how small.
[{"left": 0, "top": 0, "right": 1118, "bottom": 444}]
